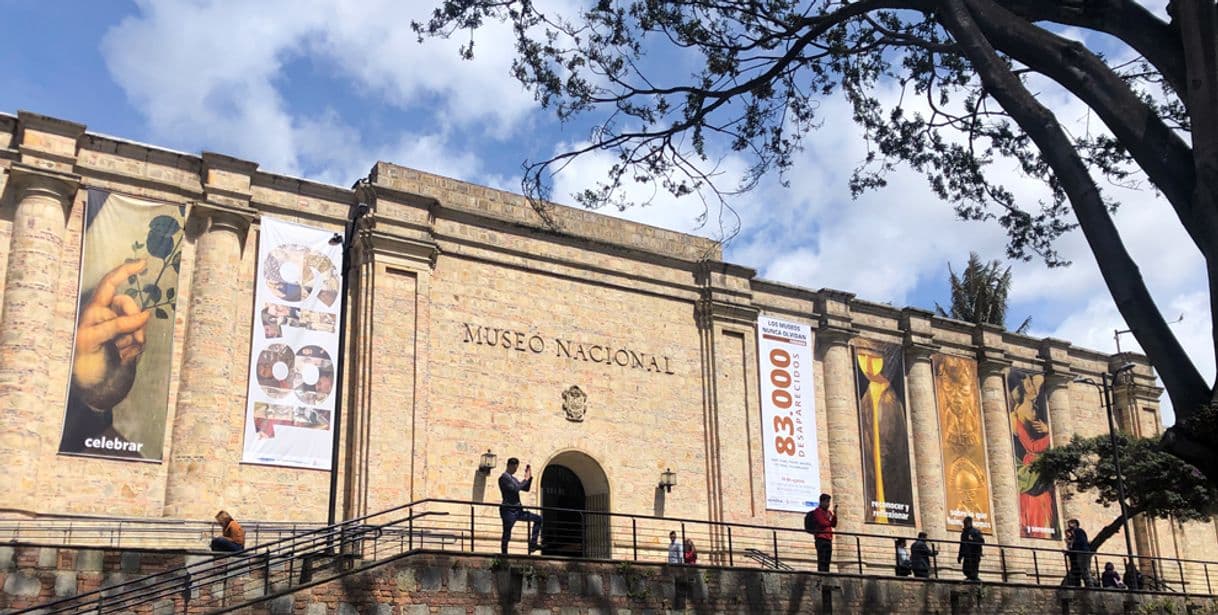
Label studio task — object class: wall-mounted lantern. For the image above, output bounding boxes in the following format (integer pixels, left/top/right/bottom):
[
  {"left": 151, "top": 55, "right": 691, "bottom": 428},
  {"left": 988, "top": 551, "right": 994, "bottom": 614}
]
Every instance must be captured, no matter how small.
[
  {"left": 659, "top": 468, "right": 677, "bottom": 493},
  {"left": 478, "top": 450, "right": 498, "bottom": 474}
]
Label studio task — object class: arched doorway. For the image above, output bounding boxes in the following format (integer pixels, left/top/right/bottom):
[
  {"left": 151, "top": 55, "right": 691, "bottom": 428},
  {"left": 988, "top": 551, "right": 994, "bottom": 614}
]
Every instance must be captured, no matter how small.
[
  {"left": 540, "top": 465, "right": 585, "bottom": 557},
  {"left": 540, "top": 451, "right": 611, "bottom": 558}
]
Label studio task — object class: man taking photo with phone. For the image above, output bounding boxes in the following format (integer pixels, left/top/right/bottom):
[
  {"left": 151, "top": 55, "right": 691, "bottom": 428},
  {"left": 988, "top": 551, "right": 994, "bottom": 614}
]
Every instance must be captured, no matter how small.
[{"left": 499, "top": 457, "right": 544, "bottom": 554}]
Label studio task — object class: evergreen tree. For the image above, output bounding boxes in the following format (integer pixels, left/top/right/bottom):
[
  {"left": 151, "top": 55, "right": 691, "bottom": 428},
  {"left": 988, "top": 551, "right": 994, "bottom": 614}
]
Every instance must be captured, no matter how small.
[{"left": 936, "top": 253, "right": 1031, "bottom": 333}]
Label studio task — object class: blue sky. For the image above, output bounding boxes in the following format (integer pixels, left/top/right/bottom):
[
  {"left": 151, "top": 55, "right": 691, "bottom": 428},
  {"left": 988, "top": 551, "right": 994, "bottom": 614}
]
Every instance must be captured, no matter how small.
[{"left": 1, "top": 1, "right": 1208, "bottom": 424}]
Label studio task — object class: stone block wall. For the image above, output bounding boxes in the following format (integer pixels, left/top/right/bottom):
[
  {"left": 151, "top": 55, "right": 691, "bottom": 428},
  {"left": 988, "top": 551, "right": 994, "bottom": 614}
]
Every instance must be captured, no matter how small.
[
  {"left": 0, "top": 543, "right": 193, "bottom": 612},
  {"left": 7, "top": 544, "right": 1211, "bottom": 615},
  {"left": 244, "top": 553, "right": 1218, "bottom": 615}
]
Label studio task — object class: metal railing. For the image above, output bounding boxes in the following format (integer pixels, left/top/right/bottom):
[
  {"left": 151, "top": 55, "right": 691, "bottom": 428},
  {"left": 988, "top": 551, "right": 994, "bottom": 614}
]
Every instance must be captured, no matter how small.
[
  {"left": 12, "top": 504, "right": 451, "bottom": 615},
  {"left": 0, "top": 512, "right": 326, "bottom": 551},
  {"left": 17, "top": 499, "right": 1218, "bottom": 614}
]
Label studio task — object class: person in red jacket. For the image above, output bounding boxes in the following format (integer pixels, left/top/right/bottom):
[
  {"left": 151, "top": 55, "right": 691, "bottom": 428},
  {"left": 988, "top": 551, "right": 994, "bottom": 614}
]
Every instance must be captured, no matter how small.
[{"left": 805, "top": 493, "right": 838, "bottom": 572}]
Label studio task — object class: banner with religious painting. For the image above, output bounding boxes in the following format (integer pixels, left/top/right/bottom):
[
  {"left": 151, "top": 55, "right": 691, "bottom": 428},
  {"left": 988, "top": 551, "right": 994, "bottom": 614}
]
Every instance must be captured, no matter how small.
[
  {"left": 932, "top": 354, "right": 994, "bottom": 534},
  {"left": 757, "top": 315, "right": 819, "bottom": 512},
  {"left": 854, "top": 342, "right": 915, "bottom": 525},
  {"left": 1007, "top": 368, "right": 1061, "bottom": 539},
  {"left": 59, "top": 189, "right": 185, "bottom": 461},
  {"left": 242, "top": 217, "right": 341, "bottom": 469}
]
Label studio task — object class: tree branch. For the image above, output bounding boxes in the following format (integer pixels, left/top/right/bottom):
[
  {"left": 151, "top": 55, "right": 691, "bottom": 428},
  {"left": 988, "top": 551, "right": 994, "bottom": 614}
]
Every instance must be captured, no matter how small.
[
  {"left": 1001, "top": 0, "right": 1187, "bottom": 96},
  {"left": 938, "top": 0, "right": 1210, "bottom": 430},
  {"left": 1088, "top": 505, "right": 1142, "bottom": 553},
  {"left": 968, "top": 0, "right": 1213, "bottom": 259}
]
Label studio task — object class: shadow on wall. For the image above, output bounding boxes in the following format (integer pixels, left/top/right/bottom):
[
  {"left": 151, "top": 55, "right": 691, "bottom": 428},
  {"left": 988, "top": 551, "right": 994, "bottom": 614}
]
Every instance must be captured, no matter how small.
[
  {"left": 472, "top": 471, "right": 489, "bottom": 503},
  {"left": 653, "top": 486, "right": 665, "bottom": 518}
]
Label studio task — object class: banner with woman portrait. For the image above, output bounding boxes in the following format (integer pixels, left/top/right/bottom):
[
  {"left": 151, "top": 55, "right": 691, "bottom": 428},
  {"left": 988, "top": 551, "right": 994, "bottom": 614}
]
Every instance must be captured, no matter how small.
[
  {"left": 932, "top": 354, "right": 994, "bottom": 534},
  {"left": 1007, "top": 368, "right": 1061, "bottom": 539},
  {"left": 60, "top": 189, "right": 186, "bottom": 461},
  {"left": 242, "top": 217, "right": 342, "bottom": 469},
  {"left": 854, "top": 341, "right": 915, "bottom": 525}
]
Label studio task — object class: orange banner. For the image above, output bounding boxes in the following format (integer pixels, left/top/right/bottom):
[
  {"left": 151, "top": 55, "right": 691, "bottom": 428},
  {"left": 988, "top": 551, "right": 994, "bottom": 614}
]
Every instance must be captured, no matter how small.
[{"left": 932, "top": 354, "right": 994, "bottom": 534}]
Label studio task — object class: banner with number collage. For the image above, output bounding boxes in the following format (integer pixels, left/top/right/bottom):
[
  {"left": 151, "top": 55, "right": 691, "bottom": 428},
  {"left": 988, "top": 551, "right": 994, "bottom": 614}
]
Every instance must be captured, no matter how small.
[
  {"left": 758, "top": 315, "right": 819, "bottom": 512},
  {"left": 59, "top": 189, "right": 185, "bottom": 461},
  {"left": 242, "top": 217, "right": 342, "bottom": 469},
  {"left": 854, "top": 341, "right": 915, "bottom": 526},
  {"left": 932, "top": 354, "right": 994, "bottom": 534},
  {"left": 1007, "top": 368, "right": 1061, "bottom": 539}
]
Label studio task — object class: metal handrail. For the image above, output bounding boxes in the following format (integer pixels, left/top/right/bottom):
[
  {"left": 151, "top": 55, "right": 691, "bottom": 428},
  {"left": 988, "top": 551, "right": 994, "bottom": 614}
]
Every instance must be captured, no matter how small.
[
  {"left": 0, "top": 518, "right": 327, "bottom": 551},
  {"left": 13, "top": 500, "right": 446, "bottom": 615},
  {"left": 16, "top": 497, "right": 1218, "bottom": 614}
]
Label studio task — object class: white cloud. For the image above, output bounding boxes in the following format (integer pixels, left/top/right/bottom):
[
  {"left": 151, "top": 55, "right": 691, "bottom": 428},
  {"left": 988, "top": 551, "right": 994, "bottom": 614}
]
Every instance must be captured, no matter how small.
[
  {"left": 547, "top": 143, "right": 754, "bottom": 240},
  {"left": 101, "top": 0, "right": 559, "bottom": 179}
]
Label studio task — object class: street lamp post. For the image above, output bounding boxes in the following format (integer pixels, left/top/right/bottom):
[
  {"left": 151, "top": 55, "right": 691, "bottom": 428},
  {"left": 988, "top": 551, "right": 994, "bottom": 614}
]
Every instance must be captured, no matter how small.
[
  {"left": 1102, "top": 365, "right": 1139, "bottom": 589},
  {"left": 326, "top": 187, "right": 372, "bottom": 527},
  {"left": 1075, "top": 364, "right": 1138, "bottom": 588}
]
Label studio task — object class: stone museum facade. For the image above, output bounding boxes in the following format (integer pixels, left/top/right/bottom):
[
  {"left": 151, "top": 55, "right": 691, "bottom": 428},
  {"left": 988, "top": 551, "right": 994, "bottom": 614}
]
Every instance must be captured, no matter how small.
[{"left": 0, "top": 110, "right": 1214, "bottom": 570}]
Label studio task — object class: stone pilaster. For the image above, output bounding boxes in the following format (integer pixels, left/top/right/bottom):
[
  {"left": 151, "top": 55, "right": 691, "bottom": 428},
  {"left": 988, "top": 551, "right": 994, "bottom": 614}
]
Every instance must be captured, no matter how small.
[
  {"left": 975, "top": 325, "right": 1018, "bottom": 543},
  {"left": 162, "top": 205, "right": 251, "bottom": 517},
  {"left": 0, "top": 164, "right": 78, "bottom": 509},
  {"left": 163, "top": 152, "right": 257, "bottom": 518},
  {"left": 818, "top": 289, "right": 862, "bottom": 532},
  {"left": 1039, "top": 338, "right": 1079, "bottom": 526},
  {"left": 902, "top": 308, "right": 946, "bottom": 539}
]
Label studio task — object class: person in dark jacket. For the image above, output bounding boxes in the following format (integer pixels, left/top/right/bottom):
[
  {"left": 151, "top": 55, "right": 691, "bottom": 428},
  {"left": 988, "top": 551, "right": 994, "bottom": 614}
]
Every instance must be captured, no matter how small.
[
  {"left": 805, "top": 493, "right": 838, "bottom": 572},
  {"left": 1066, "top": 519, "right": 1093, "bottom": 587},
  {"left": 1101, "top": 562, "right": 1126, "bottom": 588},
  {"left": 957, "top": 516, "right": 984, "bottom": 581},
  {"left": 910, "top": 531, "right": 938, "bottom": 578},
  {"left": 499, "top": 457, "right": 543, "bottom": 554}
]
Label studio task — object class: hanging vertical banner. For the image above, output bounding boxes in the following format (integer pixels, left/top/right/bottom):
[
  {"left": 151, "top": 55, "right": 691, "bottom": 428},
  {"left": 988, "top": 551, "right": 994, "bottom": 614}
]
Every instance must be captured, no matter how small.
[
  {"left": 242, "top": 217, "right": 341, "bottom": 469},
  {"left": 758, "top": 315, "right": 819, "bottom": 512},
  {"left": 1007, "top": 369, "right": 1061, "bottom": 539},
  {"left": 854, "top": 342, "right": 915, "bottom": 526},
  {"left": 60, "top": 189, "right": 186, "bottom": 461},
  {"left": 932, "top": 354, "right": 994, "bottom": 534}
]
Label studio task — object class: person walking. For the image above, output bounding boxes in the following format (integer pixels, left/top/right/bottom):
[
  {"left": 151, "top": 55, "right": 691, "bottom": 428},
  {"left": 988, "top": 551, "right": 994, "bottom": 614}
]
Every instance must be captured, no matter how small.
[
  {"left": 910, "top": 531, "right": 938, "bottom": 578},
  {"left": 683, "top": 538, "right": 698, "bottom": 565},
  {"left": 667, "top": 531, "right": 684, "bottom": 564},
  {"left": 498, "top": 457, "right": 543, "bottom": 554},
  {"left": 805, "top": 493, "right": 837, "bottom": 572},
  {"left": 957, "top": 516, "right": 984, "bottom": 581},
  {"left": 894, "top": 538, "right": 913, "bottom": 577},
  {"left": 210, "top": 510, "right": 245, "bottom": 553},
  {"left": 1066, "top": 519, "right": 1093, "bottom": 587}
]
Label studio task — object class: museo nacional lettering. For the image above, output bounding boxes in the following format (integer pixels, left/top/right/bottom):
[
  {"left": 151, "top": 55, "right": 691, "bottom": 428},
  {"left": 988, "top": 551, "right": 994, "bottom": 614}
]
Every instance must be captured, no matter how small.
[{"left": 459, "top": 322, "right": 676, "bottom": 375}]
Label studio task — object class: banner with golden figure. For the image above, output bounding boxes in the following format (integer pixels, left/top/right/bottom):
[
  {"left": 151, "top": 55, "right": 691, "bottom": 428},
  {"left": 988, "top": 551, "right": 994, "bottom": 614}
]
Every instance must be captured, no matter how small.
[
  {"left": 854, "top": 342, "right": 915, "bottom": 525},
  {"left": 932, "top": 354, "right": 994, "bottom": 534},
  {"left": 1007, "top": 368, "right": 1061, "bottom": 539},
  {"left": 59, "top": 189, "right": 186, "bottom": 461}
]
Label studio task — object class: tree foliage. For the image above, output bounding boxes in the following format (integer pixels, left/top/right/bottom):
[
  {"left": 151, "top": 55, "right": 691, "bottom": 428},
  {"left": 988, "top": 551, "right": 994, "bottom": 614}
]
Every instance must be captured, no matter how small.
[
  {"left": 1033, "top": 434, "right": 1217, "bottom": 551},
  {"left": 936, "top": 252, "right": 1030, "bottom": 333},
  {"left": 414, "top": 1, "right": 1218, "bottom": 483}
]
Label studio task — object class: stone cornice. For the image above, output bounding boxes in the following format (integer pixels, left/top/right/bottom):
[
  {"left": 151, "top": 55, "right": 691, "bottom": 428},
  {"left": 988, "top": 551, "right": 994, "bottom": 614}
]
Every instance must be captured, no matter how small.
[
  {"left": 364, "top": 228, "right": 440, "bottom": 271},
  {"left": 903, "top": 341, "right": 939, "bottom": 362},
  {"left": 901, "top": 306, "right": 936, "bottom": 352},
  {"left": 817, "top": 325, "right": 857, "bottom": 347},
  {"left": 17, "top": 111, "right": 84, "bottom": 173},
  {"left": 202, "top": 151, "right": 258, "bottom": 208},
  {"left": 5, "top": 163, "right": 80, "bottom": 220},
  {"left": 696, "top": 297, "right": 761, "bottom": 330}
]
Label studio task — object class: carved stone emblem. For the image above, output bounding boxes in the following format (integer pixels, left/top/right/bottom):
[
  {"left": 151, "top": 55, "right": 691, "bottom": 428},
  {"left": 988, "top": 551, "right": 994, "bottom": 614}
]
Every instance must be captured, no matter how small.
[{"left": 562, "top": 385, "right": 587, "bottom": 422}]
